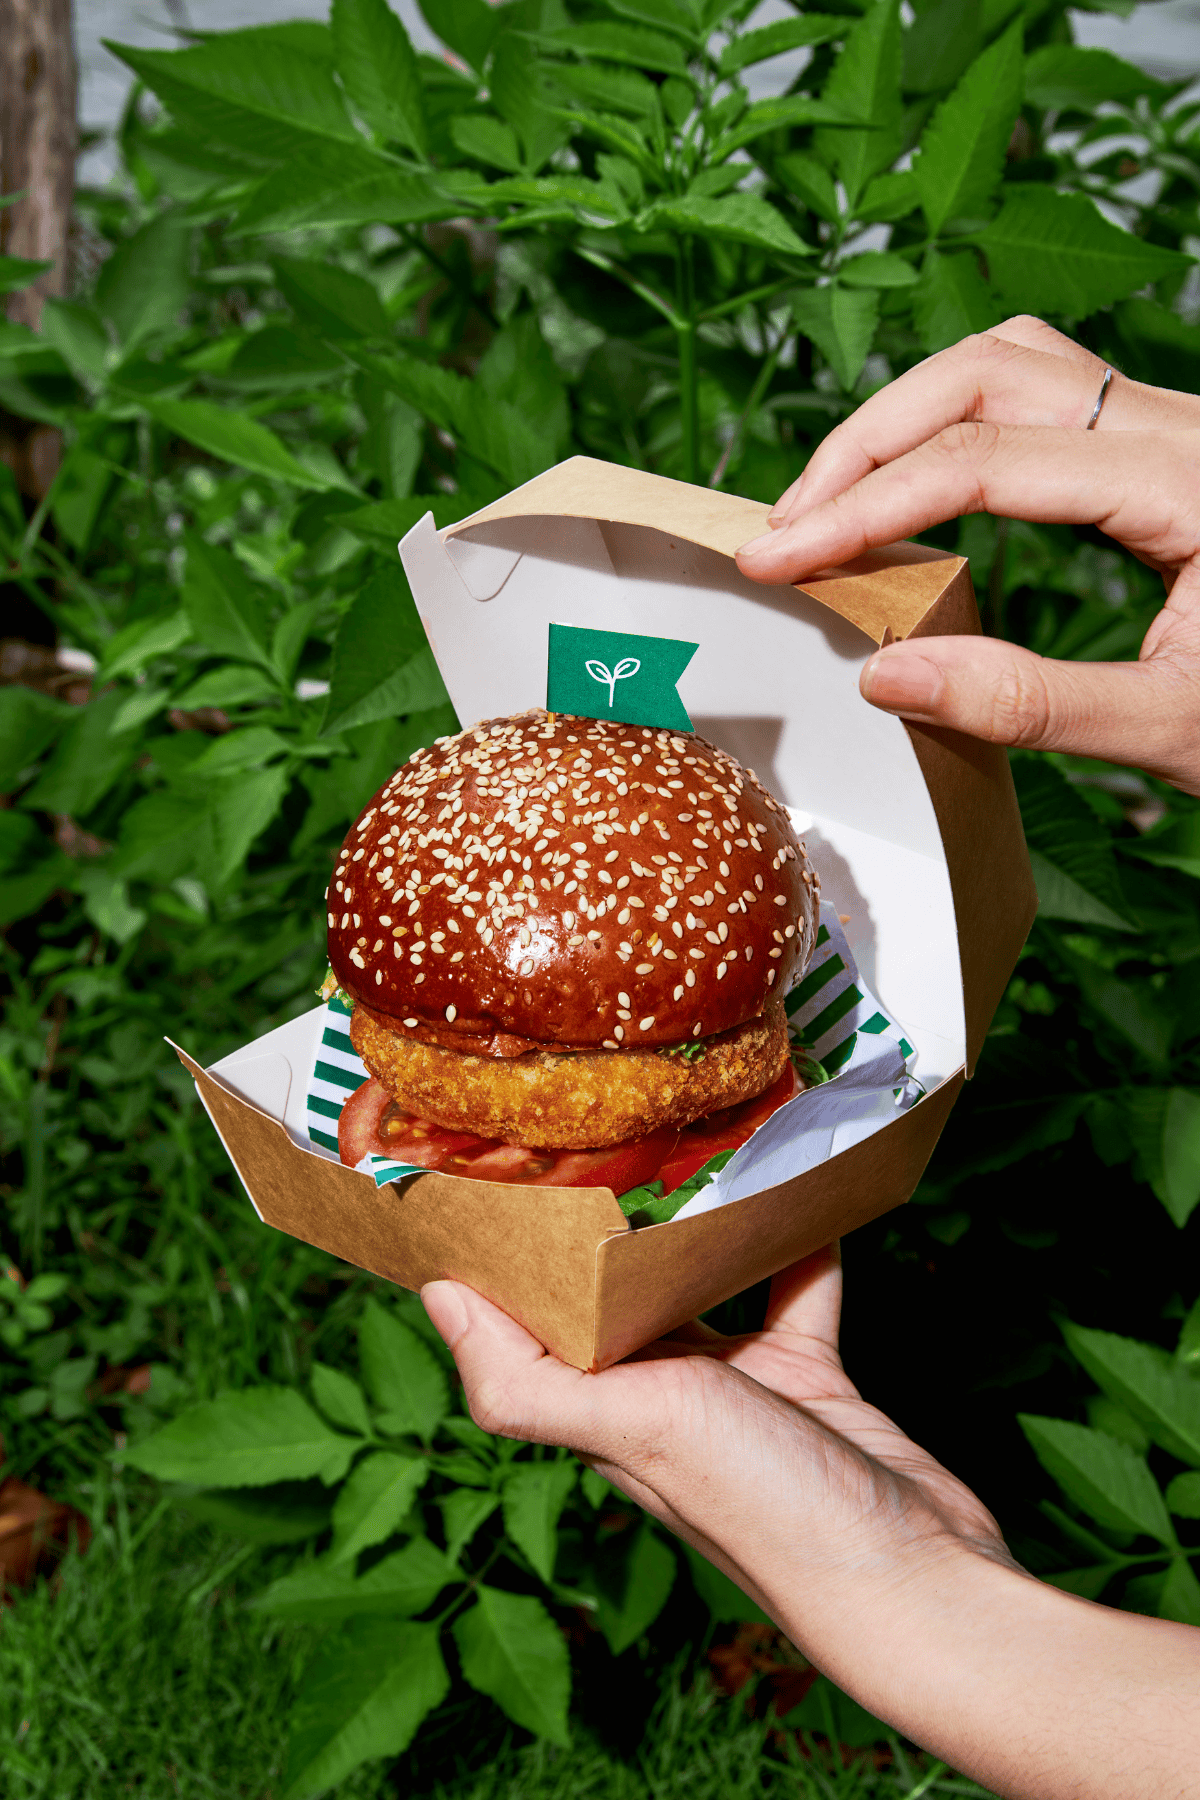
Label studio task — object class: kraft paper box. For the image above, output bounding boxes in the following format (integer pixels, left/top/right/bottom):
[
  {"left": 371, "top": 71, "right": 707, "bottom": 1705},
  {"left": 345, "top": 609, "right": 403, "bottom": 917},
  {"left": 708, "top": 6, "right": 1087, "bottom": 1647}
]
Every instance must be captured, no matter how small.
[{"left": 173, "top": 458, "right": 1036, "bottom": 1372}]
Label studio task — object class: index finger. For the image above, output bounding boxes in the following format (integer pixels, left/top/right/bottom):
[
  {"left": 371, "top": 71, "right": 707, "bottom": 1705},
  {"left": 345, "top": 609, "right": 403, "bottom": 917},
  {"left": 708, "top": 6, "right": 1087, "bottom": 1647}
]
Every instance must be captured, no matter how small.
[{"left": 770, "top": 328, "right": 1114, "bottom": 526}]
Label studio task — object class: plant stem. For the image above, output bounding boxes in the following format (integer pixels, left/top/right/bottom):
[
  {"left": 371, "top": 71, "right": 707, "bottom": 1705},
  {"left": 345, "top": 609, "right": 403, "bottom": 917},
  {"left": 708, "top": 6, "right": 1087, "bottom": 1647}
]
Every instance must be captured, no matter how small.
[
  {"left": 709, "top": 333, "right": 785, "bottom": 490},
  {"left": 677, "top": 236, "right": 699, "bottom": 484}
]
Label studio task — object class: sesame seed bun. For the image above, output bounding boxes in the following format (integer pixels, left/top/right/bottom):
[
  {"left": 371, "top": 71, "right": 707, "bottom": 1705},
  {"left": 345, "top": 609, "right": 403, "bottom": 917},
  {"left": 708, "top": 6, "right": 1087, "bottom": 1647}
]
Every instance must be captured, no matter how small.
[{"left": 326, "top": 710, "right": 819, "bottom": 1056}]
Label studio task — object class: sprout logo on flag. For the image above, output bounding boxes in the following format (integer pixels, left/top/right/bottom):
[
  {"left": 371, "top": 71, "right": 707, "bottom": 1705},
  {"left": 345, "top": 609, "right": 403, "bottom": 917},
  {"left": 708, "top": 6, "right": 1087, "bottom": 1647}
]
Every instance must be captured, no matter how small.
[{"left": 547, "top": 623, "right": 698, "bottom": 731}]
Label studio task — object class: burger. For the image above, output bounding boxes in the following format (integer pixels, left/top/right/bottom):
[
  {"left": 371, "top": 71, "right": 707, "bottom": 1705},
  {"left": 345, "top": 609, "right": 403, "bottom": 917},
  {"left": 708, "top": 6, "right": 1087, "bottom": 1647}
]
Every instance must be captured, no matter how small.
[{"left": 327, "top": 710, "right": 820, "bottom": 1197}]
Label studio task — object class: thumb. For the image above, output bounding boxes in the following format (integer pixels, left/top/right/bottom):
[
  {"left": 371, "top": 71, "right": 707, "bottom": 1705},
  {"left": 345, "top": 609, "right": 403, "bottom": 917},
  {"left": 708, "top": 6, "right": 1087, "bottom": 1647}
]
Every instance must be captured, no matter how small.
[{"left": 859, "top": 635, "right": 1200, "bottom": 793}]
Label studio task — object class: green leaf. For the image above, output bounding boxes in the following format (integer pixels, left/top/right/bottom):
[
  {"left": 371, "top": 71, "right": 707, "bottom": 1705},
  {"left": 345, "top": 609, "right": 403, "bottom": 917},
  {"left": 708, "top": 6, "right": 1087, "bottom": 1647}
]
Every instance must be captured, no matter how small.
[
  {"left": 1024, "top": 45, "right": 1169, "bottom": 113},
  {"left": 274, "top": 257, "right": 388, "bottom": 343},
  {"left": 352, "top": 348, "right": 552, "bottom": 487},
  {"left": 1068, "top": 958, "right": 1172, "bottom": 1068},
  {"left": 76, "top": 869, "right": 147, "bottom": 946},
  {"left": 416, "top": 0, "right": 505, "bottom": 71},
  {"left": 1159, "top": 1557, "right": 1200, "bottom": 1627},
  {"left": 976, "top": 190, "right": 1192, "bottom": 318},
  {"left": 121, "top": 1387, "right": 363, "bottom": 1489},
  {"left": 20, "top": 688, "right": 137, "bottom": 820},
  {"left": 713, "top": 93, "right": 870, "bottom": 160},
  {"left": 718, "top": 14, "right": 845, "bottom": 77},
  {"left": 912, "top": 246, "right": 1003, "bottom": 352},
  {"left": 775, "top": 152, "right": 839, "bottom": 223},
  {"left": 580, "top": 1467, "right": 610, "bottom": 1509},
  {"left": 1017, "top": 1415, "right": 1174, "bottom": 1544},
  {"left": 0, "top": 855, "right": 73, "bottom": 929},
  {"left": 111, "top": 791, "right": 209, "bottom": 883},
  {"left": 641, "top": 192, "right": 811, "bottom": 257},
  {"left": 901, "top": 0, "right": 980, "bottom": 98},
  {"left": 450, "top": 115, "right": 525, "bottom": 173},
  {"left": 253, "top": 1537, "right": 454, "bottom": 1621},
  {"left": 912, "top": 20, "right": 1023, "bottom": 234},
  {"left": 107, "top": 30, "right": 357, "bottom": 165},
  {"left": 142, "top": 396, "right": 342, "bottom": 491},
  {"left": 1012, "top": 757, "right": 1137, "bottom": 930},
  {"left": 791, "top": 284, "right": 879, "bottom": 391},
  {"left": 1166, "top": 1472, "right": 1200, "bottom": 1518},
  {"left": 332, "top": 0, "right": 428, "bottom": 157},
  {"left": 312, "top": 1363, "right": 374, "bottom": 1439},
  {"left": 235, "top": 144, "right": 462, "bottom": 235},
  {"left": 551, "top": 62, "right": 661, "bottom": 121},
  {"left": 324, "top": 564, "right": 450, "bottom": 737},
  {"left": 440, "top": 1489, "right": 500, "bottom": 1563},
  {"left": 813, "top": 0, "right": 903, "bottom": 207},
  {"left": 539, "top": 21, "right": 687, "bottom": 73},
  {"left": 0, "top": 254, "right": 52, "bottom": 294},
  {"left": 854, "top": 169, "right": 919, "bottom": 223},
  {"left": 0, "top": 686, "right": 76, "bottom": 790},
  {"left": 182, "top": 535, "right": 274, "bottom": 672},
  {"left": 283, "top": 1621, "right": 448, "bottom": 1800},
  {"left": 190, "top": 726, "right": 290, "bottom": 776},
  {"left": 1063, "top": 1323, "right": 1200, "bottom": 1466},
  {"left": 1161, "top": 1090, "right": 1200, "bottom": 1229},
  {"left": 358, "top": 1299, "right": 450, "bottom": 1440},
  {"left": 329, "top": 1450, "right": 429, "bottom": 1564},
  {"left": 491, "top": 34, "right": 569, "bottom": 172},
  {"left": 681, "top": 1542, "right": 770, "bottom": 1622},
  {"left": 501, "top": 1461, "right": 577, "bottom": 1584},
  {"left": 453, "top": 1587, "right": 571, "bottom": 1745},
  {"left": 838, "top": 250, "right": 918, "bottom": 288},
  {"left": 175, "top": 1484, "right": 333, "bottom": 1544},
  {"left": 98, "top": 609, "right": 194, "bottom": 681},
  {"left": 590, "top": 1524, "right": 676, "bottom": 1654},
  {"left": 94, "top": 213, "right": 192, "bottom": 350},
  {"left": 207, "top": 765, "right": 292, "bottom": 883},
  {"left": 39, "top": 299, "right": 111, "bottom": 380}
]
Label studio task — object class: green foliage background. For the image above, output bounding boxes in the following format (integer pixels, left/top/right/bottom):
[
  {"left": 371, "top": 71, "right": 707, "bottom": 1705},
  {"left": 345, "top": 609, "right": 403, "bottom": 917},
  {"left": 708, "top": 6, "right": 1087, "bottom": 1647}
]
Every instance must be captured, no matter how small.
[{"left": 2, "top": 0, "right": 1200, "bottom": 1792}]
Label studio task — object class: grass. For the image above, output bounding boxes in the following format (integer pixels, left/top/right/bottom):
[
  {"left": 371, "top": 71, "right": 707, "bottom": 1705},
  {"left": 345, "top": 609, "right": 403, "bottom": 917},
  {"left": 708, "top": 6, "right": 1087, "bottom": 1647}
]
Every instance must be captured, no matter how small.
[{"left": 0, "top": 1485, "right": 995, "bottom": 1800}]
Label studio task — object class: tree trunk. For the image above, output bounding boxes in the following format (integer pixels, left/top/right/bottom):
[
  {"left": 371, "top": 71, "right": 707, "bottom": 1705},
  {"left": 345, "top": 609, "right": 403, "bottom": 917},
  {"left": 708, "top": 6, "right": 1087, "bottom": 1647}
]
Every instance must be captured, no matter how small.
[
  {"left": 0, "top": 0, "right": 77, "bottom": 497},
  {"left": 0, "top": 0, "right": 77, "bottom": 328}
]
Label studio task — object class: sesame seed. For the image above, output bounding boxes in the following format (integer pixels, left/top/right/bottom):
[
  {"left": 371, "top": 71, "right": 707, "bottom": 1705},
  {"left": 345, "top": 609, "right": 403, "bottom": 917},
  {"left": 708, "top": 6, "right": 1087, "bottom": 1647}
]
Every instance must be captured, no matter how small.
[
  {"left": 639, "top": 1016, "right": 655, "bottom": 1030},
  {"left": 717, "top": 963, "right": 727, "bottom": 979},
  {"left": 773, "top": 894, "right": 787, "bottom": 905},
  {"left": 635, "top": 962, "right": 654, "bottom": 974},
  {"left": 403, "top": 1017, "right": 418, "bottom": 1027},
  {"left": 618, "top": 991, "right": 630, "bottom": 1007},
  {"left": 673, "top": 984, "right": 684, "bottom": 1000}
]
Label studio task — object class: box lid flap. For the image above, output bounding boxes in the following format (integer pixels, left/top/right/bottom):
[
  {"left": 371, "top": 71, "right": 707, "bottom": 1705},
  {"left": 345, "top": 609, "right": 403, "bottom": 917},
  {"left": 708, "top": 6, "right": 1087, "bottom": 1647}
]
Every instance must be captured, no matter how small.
[{"left": 446, "top": 456, "right": 962, "bottom": 643}]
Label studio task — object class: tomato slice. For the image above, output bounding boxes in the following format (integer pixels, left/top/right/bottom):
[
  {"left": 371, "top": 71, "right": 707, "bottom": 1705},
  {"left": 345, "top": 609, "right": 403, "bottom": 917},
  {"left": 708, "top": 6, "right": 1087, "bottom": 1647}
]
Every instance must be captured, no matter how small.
[
  {"left": 442, "top": 1125, "right": 680, "bottom": 1192},
  {"left": 338, "top": 1079, "right": 490, "bottom": 1171},
  {"left": 658, "top": 1065, "right": 799, "bottom": 1195},
  {"left": 338, "top": 1065, "right": 795, "bottom": 1199}
]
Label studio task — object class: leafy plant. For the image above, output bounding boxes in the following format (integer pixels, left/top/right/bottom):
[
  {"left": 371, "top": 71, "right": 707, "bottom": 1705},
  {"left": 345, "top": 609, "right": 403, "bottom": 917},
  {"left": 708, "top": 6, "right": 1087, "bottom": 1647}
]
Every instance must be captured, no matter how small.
[
  {"left": 1018, "top": 1299, "right": 1200, "bottom": 1623},
  {"left": 120, "top": 1293, "right": 679, "bottom": 1795}
]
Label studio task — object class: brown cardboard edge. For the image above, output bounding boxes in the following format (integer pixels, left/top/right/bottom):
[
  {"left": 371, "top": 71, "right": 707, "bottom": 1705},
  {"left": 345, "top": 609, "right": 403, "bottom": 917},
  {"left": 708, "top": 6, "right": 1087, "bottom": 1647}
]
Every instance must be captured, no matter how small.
[
  {"left": 442, "top": 456, "right": 964, "bottom": 642},
  {"left": 900, "top": 570, "right": 1039, "bottom": 1073},
  {"left": 589, "top": 1070, "right": 964, "bottom": 1370},
  {"left": 171, "top": 1044, "right": 628, "bottom": 1371}
]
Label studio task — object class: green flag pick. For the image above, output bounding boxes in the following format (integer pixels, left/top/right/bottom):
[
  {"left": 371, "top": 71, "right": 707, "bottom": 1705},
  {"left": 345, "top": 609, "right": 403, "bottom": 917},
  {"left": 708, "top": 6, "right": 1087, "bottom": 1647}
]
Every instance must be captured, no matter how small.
[{"left": 546, "top": 623, "right": 698, "bottom": 731}]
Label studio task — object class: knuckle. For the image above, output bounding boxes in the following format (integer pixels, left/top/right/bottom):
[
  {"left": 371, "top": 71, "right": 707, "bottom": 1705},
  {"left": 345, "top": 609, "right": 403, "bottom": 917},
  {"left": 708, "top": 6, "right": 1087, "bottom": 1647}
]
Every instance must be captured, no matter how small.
[
  {"left": 468, "top": 1377, "right": 519, "bottom": 1439},
  {"left": 988, "top": 654, "right": 1053, "bottom": 748}
]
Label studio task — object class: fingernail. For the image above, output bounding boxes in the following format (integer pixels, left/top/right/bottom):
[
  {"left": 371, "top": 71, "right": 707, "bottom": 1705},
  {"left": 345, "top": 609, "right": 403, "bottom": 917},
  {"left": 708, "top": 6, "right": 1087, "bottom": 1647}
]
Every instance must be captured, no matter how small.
[
  {"left": 421, "top": 1281, "right": 469, "bottom": 1348},
  {"left": 738, "top": 531, "right": 777, "bottom": 557},
  {"left": 765, "top": 512, "right": 786, "bottom": 529},
  {"left": 861, "top": 649, "right": 943, "bottom": 714}
]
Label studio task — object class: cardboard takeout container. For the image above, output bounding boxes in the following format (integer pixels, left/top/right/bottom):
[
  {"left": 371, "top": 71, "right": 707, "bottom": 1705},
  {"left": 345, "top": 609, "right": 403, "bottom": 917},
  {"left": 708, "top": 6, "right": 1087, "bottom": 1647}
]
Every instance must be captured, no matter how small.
[{"left": 174, "top": 458, "right": 1036, "bottom": 1371}]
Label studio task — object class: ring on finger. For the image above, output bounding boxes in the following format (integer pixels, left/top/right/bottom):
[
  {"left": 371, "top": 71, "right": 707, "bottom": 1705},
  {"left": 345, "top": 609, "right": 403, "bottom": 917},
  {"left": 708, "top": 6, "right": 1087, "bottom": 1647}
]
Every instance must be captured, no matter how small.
[{"left": 1087, "top": 367, "right": 1114, "bottom": 430}]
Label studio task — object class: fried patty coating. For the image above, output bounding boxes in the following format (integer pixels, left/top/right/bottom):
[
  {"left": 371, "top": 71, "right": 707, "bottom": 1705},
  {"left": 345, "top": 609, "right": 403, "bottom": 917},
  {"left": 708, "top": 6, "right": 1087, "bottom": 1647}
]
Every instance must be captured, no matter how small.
[{"left": 350, "top": 1002, "right": 789, "bottom": 1149}]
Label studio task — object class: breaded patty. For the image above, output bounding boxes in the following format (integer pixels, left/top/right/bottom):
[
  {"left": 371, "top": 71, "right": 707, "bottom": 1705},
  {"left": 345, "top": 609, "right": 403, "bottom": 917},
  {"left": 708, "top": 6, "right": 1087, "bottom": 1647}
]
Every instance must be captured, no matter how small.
[{"left": 350, "top": 1002, "right": 789, "bottom": 1149}]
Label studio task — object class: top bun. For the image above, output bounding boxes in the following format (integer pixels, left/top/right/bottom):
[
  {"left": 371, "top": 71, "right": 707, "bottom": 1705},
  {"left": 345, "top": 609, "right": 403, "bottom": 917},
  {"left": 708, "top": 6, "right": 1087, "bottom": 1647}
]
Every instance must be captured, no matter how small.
[{"left": 326, "top": 711, "right": 818, "bottom": 1052}]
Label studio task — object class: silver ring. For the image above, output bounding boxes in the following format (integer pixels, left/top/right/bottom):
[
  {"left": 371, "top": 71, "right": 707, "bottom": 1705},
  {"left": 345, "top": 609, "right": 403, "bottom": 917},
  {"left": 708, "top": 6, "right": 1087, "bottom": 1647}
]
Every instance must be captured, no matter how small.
[{"left": 1087, "top": 367, "right": 1113, "bottom": 430}]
